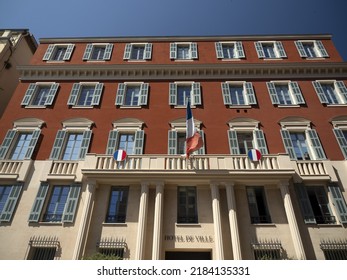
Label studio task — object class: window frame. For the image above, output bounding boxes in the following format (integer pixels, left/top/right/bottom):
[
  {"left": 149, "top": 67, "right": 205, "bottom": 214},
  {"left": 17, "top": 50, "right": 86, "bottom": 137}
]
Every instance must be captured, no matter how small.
[
  {"left": 67, "top": 82, "right": 104, "bottom": 108},
  {"left": 215, "top": 41, "right": 245, "bottom": 59},
  {"left": 170, "top": 42, "right": 198, "bottom": 60},
  {"left": 332, "top": 118, "right": 347, "bottom": 159},
  {"left": 246, "top": 186, "right": 272, "bottom": 224},
  {"left": 83, "top": 43, "right": 113, "bottom": 61},
  {"left": 221, "top": 81, "right": 257, "bottom": 107},
  {"left": 105, "top": 186, "right": 129, "bottom": 223},
  {"left": 312, "top": 80, "right": 347, "bottom": 105},
  {"left": 177, "top": 186, "right": 198, "bottom": 224},
  {"left": 42, "top": 44, "right": 74, "bottom": 62},
  {"left": 169, "top": 82, "right": 201, "bottom": 107},
  {"left": 115, "top": 82, "right": 149, "bottom": 107},
  {"left": 21, "top": 82, "right": 59, "bottom": 108},
  {"left": 255, "top": 41, "right": 287, "bottom": 59},
  {"left": 0, "top": 184, "right": 23, "bottom": 223},
  {"left": 295, "top": 40, "right": 329, "bottom": 58},
  {"left": 266, "top": 81, "right": 305, "bottom": 106},
  {"left": 28, "top": 182, "right": 81, "bottom": 223},
  {"left": 123, "top": 43, "right": 152, "bottom": 61}
]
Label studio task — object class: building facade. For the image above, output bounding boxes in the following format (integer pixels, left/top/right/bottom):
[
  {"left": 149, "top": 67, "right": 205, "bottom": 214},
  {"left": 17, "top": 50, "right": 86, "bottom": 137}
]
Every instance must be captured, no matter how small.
[
  {"left": 0, "top": 29, "right": 37, "bottom": 118},
  {"left": 0, "top": 34, "right": 347, "bottom": 260}
]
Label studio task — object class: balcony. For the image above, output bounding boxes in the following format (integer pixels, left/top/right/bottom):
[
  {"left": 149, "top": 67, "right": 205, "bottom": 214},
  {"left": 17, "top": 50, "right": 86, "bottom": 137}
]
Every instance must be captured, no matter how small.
[
  {"left": 0, "top": 159, "right": 32, "bottom": 181},
  {"left": 295, "top": 160, "right": 331, "bottom": 180},
  {"left": 82, "top": 154, "right": 295, "bottom": 181},
  {"left": 40, "top": 160, "right": 83, "bottom": 182}
]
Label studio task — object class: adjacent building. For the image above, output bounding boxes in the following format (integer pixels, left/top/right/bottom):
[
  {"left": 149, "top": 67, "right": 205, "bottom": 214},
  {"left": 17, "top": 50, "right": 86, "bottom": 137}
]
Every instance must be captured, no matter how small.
[
  {"left": 0, "top": 29, "right": 37, "bottom": 118},
  {"left": 0, "top": 34, "right": 347, "bottom": 260}
]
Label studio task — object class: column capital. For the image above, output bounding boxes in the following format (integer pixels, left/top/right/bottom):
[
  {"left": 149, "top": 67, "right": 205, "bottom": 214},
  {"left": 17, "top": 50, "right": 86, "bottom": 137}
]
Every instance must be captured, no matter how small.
[{"left": 277, "top": 180, "right": 290, "bottom": 188}]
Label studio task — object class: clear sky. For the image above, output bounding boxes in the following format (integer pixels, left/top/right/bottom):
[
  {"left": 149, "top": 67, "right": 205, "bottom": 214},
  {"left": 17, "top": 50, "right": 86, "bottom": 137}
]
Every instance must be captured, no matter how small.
[{"left": 1, "top": 0, "right": 347, "bottom": 60}]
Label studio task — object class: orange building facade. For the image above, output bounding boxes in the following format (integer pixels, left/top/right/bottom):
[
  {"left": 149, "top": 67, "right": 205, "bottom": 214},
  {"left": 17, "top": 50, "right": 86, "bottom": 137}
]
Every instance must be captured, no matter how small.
[{"left": 0, "top": 34, "right": 346, "bottom": 260}]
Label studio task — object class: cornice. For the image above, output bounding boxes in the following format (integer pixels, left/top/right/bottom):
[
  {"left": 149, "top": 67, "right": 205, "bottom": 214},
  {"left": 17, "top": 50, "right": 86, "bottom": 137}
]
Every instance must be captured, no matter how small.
[
  {"left": 18, "top": 62, "right": 347, "bottom": 81},
  {"left": 39, "top": 34, "right": 332, "bottom": 44}
]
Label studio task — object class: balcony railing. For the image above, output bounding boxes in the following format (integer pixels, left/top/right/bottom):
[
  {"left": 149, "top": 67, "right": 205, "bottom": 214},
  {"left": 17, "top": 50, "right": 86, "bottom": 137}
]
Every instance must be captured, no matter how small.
[
  {"left": 0, "top": 159, "right": 32, "bottom": 181},
  {"left": 296, "top": 161, "right": 328, "bottom": 176},
  {"left": 49, "top": 161, "right": 78, "bottom": 176},
  {"left": 85, "top": 154, "right": 287, "bottom": 172}
]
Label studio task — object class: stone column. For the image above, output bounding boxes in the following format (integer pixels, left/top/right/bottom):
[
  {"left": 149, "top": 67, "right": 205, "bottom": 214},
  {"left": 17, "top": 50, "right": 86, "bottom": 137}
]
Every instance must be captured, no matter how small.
[
  {"left": 211, "top": 183, "right": 224, "bottom": 260},
  {"left": 135, "top": 182, "right": 149, "bottom": 260},
  {"left": 279, "top": 181, "right": 306, "bottom": 260},
  {"left": 225, "top": 183, "right": 242, "bottom": 260},
  {"left": 72, "top": 180, "right": 95, "bottom": 260},
  {"left": 152, "top": 182, "right": 164, "bottom": 260}
]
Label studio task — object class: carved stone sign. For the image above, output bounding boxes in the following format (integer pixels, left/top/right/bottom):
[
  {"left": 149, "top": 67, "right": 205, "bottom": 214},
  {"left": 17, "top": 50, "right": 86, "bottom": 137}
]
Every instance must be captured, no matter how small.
[{"left": 164, "top": 235, "right": 213, "bottom": 243}]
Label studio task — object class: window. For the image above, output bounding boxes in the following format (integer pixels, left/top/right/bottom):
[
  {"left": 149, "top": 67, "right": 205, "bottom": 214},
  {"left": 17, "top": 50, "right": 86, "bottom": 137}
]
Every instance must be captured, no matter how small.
[
  {"left": 321, "top": 240, "right": 347, "bottom": 260},
  {"left": 215, "top": 41, "right": 245, "bottom": 59},
  {"left": 0, "top": 129, "right": 40, "bottom": 160},
  {"left": 252, "top": 241, "right": 282, "bottom": 260},
  {"left": 50, "top": 129, "right": 91, "bottom": 160},
  {"left": 295, "top": 184, "right": 338, "bottom": 224},
  {"left": 177, "top": 187, "right": 198, "bottom": 223},
  {"left": 332, "top": 119, "right": 347, "bottom": 159},
  {"left": 21, "top": 83, "right": 59, "bottom": 107},
  {"left": 123, "top": 43, "right": 152, "bottom": 60},
  {"left": 255, "top": 41, "right": 287, "bottom": 59},
  {"left": 312, "top": 81, "right": 347, "bottom": 105},
  {"left": 0, "top": 184, "right": 22, "bottom": 223},
  {"left": 168, "top": 118, "right": 205, "bottom": 155},
  {"left": 295, "top": 40, "right": 329, "bottom": 58},
  {"left": 97, "top": 237, "right": 127, "bottom": 259},
  {"left": 266, "top": 81, "right": 305, "bottom": 106},
  {"left": 227, "top": 129, "right": 268, "bottom": 155},
  {"left": 115, "top": 83, "right": 149, "bottom": 107},
  {"left": 246, "top": 187, "right": 271, "bottom": 224},
  {"left": 27, "top": 236, "right": 59, "bottom": 260},
  {"left": 106, "top": 130, "right": 144, "bottom": 155},
  {"left": 83, "top": 43, "right": 113, "bottom": 60},
  {"left": 170, "top": 42, "right": 198, "bottom": 60},
  {"left": 28, "top": 182, "right": 81, "bottom": 223},
  {"left": 49, "top": 118, "right": 93, "bottom": 160},
  {"left": 169, "top": 82, "right": 201, "bottom": 107},
  {"left": 221, "top": 82, "right": 256, "bottom": 106},
  {"left": 105, "top": 187, "right": 129, "bottom": 223},
  {"left": 280, "top": 128, "right": 326, "bottom": 160},
  {"left": 43, "top": 44, "right": 74, "bottom": 61},
  {"left": 67, "top": 83, "right": 104, "bottom": 107}
]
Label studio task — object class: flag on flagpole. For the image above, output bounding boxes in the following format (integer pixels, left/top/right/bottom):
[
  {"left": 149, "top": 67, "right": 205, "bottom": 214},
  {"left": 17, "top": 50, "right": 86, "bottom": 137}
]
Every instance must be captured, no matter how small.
[{"left": 186, "top": 99, "right": 203, "bottom": 158}]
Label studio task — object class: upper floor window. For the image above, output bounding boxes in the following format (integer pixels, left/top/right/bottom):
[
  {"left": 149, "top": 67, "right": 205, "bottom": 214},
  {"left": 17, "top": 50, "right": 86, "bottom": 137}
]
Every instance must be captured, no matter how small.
[
  {"left": 105, "top": 118, "right": 145, "bottom": 155},
  {"left": 280, "top": 118, "right": 326, "bottom": 160},
  {"left": 28, "top": 182, "right": 81, "bottom": 223},
  {"left": 332, "top": 117, "right": 347, "bottom": 159},
  {"left": 67, "top": 83, "right": 104, "bottom": 107},
  {"left": 83, "top": 43, "right": 113, "bottom": 61},
  {"left": 255, "top": 41, "right": 287, "bottom": 59},
  {"left": 123, "top": 43, "right": 152, "bottom": 60},
  {"left": 312, "top": 80, "right": 347, "bottom": 105},
  {"left": 246, "top": 187, "right": 271, "bottom": 224},
  {"left": 168, "top": 118, "right": 205, "bottom": 155},
  {"left": 170, "top": 42, "right": 198, "bottom": 60},
  {"left": 21, "top": 83, "right": 59, "bottom": 107},
  {"left": 43, "top": 44, "right": 74, "bottom": 61},
  {"left": 115, "top": 83, "right": 149, "bottom": 107},
  {"left": 215, "top": 41, "right": 245, "bottom": 59},
  {"left": 266, "top": 81, "right": 305, "bottom": 106},
  {"left": 49, "top": 118, "right": 93, "bottom": 160},
  {"left": 0, "top": 184, "right": 22, "bottom": 223},
  {"left": 221, "top": 82, "right": 256, "bottom": 106},
  {"left": 177, "top": 186, "right": 198, "bottom": 224},
  {"left": 295, "top": 40, "right": 329, "bottom": 58},
  {"left": 105, "top": 187, "right": 129, "bottom": 223},
  {"left": 0, "top": 118, "right": 44, "bottom": 160},
  {"left": 227, "top": 118, "right": 268, "bottom": 155},
  {"left": 169, "top": 82, "right": 201, "bottom": 107}
]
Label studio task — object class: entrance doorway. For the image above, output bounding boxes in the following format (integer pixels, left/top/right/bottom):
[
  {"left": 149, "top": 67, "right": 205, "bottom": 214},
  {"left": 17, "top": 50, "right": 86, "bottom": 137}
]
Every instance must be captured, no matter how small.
[{"left": 165, "top": 251, "right": 211, "bottom": 260}]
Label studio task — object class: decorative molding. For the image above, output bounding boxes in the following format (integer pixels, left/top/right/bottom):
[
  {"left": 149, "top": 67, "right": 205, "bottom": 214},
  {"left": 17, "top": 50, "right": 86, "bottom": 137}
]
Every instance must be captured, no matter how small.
[{"left": 18, "top": 62, "right": 347, "bottom": 81}]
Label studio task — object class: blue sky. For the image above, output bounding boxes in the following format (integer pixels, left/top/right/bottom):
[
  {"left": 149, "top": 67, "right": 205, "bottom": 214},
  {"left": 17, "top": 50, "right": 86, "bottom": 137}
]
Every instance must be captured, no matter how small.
[{"left": 1, "top": 0, "right": 347, "bottom": 60}]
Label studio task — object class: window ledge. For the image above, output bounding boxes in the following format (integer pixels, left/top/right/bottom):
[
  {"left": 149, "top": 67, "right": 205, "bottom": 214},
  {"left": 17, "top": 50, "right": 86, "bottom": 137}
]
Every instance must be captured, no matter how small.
[
  {"left": 85, "top": 60, "right": 106, "bottom": 62},
  {"left": 24, "top": 105, "right": 47, "bottom": 109},
  {"left": 119, "top": 105, "right": 142, "bottom": 109},
  {"left": 102, "top": 222, "right": 128, "bottom": 227},
  {"left": 125, "top": 59, "right": 148, "bottom": 62},
  {"left": 71, "top": 106, "right": 94, "bottom": 109},
  {"left": 228, "top": 105, "right": 252, "bottom": 109},
  {"left": 326, "top": 104, "right": 347, "bottom": 107},
  {"left": 173, "top": 59, "right": 195, "bottom": 62},
  {"left": 305, "top": 57, "right": 326, "bottom": 60},
  {"left": 45, "top": 60, "right": 65, "bottom": 63},
  {"left": 221, "top": 58, "right": 242, "bottom": 61},
  {"left": 34, "top": 222, "right": 64, "bottom": 226},
  {"left": 277, "top": 105, "right": 301, "bottom": 108},
  {"left": 174, "top": 105, "right": 196, "bottom": 109},
  {"left": 175, "top": 223, "right": 201, "bottom": 227},
  {"left": 263, "top": 58, "right": 284, "bottom": 60},
  {"left": 251, "top": 223, "right": 276, "bottom": 227},
  {"left": 307, "top": 223, "right": 343, "bottom": 228}
]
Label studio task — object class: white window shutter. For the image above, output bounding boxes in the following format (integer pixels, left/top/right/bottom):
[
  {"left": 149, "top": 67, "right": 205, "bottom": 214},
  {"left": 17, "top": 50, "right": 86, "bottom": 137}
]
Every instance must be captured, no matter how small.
[
  {"left": 144, "top": 43, "right": 152, "bottom": 59},
  {"left": 115, "top": 83, "right": 126, "bottom": 105},
  {"left": 295, "top": 41, "right": 307, "bottom": 58},
  {"left": 21, "top": 83, "right": 37, "bottom": 105},
  {"left": 289, "top": 82, "right": 305, "bottom": 104},
  {"left": 315, "top": 40, "right": 329, "bottom": 57},
  {"left": 63, "top": 44, "right": 74, "bottom": 60},
  {"left": 43, "top": 44, "right": 55, "bottom": 61},
  {"left": 123, "top": 44, "right": 132, "bottom": 60},
  {"left": 255, "top": 42, "right": 265, "bottom": 58},
  {"left": 0, "top": 129, "right": 16, "bottom": 159},
  {"left": 312, "top": 81, "right": 329, "bottom": 104},
  {"left": 266, "top": 82, "right": 280, "bottom": 104},
  {"left": 221, "top": 83, "right": 232, "bottom": 105},
  {"left": 275, "top": 41, "right": 287, "bottom": 58},
  {"left": 245, "top": 82, "right": 256, "bottom": 104},
  {"left": 235, "top": 41, "right": 245, "bottom": 58},
  {"left": 215, "top": 42, "right": 224, "bottom": 59},
  {"left": 91, "top": 83, "right": 104, "bottom": 106},
  {"left": 190, "top": 43, "right": 198, "bottom": 59},
  {"left": 67, "top": 83, "right": 81, "bottom": 105},
  {"left": 45, "top": 83, "right": 59, "bottom": 105},
  {"left": 139, "top": 83, "right": 149, "bottom": 105},
  {"left": 169, "top": 83, "right": 177, "bottom": 105},
  {"left": 103, "top": 44, "right": 113, "bottom": 60},
  {"left": 83, "top": 44, "right": 93, "bottom": 60},
  {"left": 170, "top": 43, "right": 177, "bottom": 59}
]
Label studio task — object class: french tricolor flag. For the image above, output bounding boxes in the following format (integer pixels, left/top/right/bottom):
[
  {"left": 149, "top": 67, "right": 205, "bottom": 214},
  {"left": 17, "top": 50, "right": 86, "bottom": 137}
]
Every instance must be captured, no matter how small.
[
  {"left": 186, "top": 99, "right": 203, "bottom": 158},
  {"left": 113, "top": 149, "right": 127, "bottom": 161},
  {"left": 248, "top": 149, "right": 262, "bottom": 161}
]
